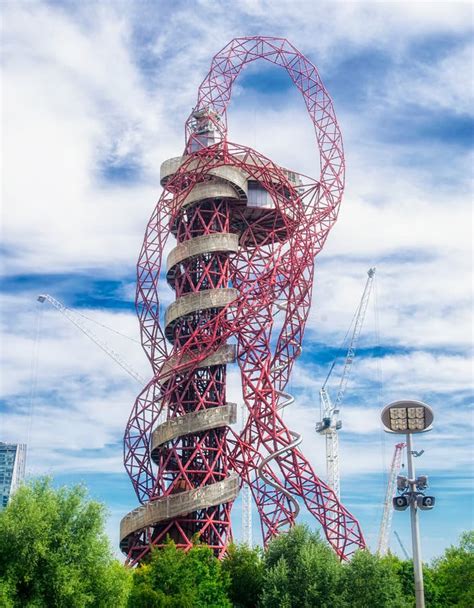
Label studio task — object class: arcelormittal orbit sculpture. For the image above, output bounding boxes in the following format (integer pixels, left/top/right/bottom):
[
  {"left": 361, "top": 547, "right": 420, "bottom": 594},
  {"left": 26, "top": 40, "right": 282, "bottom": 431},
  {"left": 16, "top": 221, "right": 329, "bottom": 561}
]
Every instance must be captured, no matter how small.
[{"left": 120, "top": 36, "right": 366, "bottom": 565}]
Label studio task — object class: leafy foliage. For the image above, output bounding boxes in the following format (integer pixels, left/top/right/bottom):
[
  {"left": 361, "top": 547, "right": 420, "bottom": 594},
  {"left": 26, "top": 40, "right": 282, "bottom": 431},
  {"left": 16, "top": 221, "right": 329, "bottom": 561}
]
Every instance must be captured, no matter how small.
[
  {"left": 128, "top": 541, "right": 231, "bottom": 608},
  {"left": 432, "top": 531, "right": 474, "bottom": 607},
  {"left": 260, "top": 556, "right": 291, "bottom": 608},
  {"left": 221, "top": 543, "right": 264, "bottom": 608},
  {"left": 0, "top": 478, "right": 130, "bottom": 608},
  {"left": 390, "top": 556, "right": 439, "bottom": 607},
  {"left": 261, "top": 526, "right": 344, "bottom": 608},
  {"left": 1, "top": 478, "right": 472, "bottom": 608},
  {"left": 340, "top": 549, "right": 408, "bottom": 608}
]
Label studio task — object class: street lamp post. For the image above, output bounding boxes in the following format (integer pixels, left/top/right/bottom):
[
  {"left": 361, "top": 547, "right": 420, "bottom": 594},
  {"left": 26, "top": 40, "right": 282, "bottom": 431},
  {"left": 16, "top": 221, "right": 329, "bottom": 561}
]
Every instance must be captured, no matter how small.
[
  {"left": 381, "top": 400, "right": 435, "bottom": 608},
  {"left": 406, "top": 432, "right": 424, "bottom": 607}
]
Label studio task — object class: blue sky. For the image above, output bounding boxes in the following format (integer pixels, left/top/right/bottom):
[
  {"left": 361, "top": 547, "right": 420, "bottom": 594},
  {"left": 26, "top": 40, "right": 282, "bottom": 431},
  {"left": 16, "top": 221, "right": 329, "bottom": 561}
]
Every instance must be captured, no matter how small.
[{"left": 1, "top": 0, "right": 473, "bottom": 561}]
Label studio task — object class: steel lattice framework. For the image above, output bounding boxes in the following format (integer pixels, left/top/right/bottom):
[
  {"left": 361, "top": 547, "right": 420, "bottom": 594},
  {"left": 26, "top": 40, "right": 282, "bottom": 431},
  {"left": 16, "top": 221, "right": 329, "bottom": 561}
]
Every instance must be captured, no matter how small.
[
  {"left": 120, "top": 36, "right": 366, "bottom": 565},
  {"left": 377, "top": 442, "right": 406, "bottom": 556}
]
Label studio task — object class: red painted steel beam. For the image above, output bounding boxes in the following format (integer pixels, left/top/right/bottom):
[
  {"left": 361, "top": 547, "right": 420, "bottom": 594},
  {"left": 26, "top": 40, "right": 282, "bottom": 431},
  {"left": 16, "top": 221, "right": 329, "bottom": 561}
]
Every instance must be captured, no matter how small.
[{"left": 122, "top": 36, "right": 365, "bottom": 565}]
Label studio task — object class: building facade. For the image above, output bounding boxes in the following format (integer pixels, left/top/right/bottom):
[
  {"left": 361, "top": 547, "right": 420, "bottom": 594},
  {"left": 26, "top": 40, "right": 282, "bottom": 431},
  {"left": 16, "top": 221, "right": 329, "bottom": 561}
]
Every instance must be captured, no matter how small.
[{"left": 0, "top": 443, "right": 26, "bottom": 508}]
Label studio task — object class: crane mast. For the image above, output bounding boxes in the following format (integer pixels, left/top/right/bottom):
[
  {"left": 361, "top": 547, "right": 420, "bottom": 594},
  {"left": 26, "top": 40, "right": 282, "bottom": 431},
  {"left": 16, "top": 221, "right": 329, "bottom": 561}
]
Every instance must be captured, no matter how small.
[
  {"left": 377, "top": 442, "right": 406, "bottom": 555},
  {"left": 316, "top": 268, "right": 376, "bottom": 499},
  {"left": 240, "top": 402, "right": 253, "bottom": 545},
  {"left": 241, "top": 483, "right": 252, "bottom": 546},
  {"left": 37, "top": 294, "right": 145, "bottom": 385},
  {"left": 394, "top": 530, "right": 410, "bottom": 560}
]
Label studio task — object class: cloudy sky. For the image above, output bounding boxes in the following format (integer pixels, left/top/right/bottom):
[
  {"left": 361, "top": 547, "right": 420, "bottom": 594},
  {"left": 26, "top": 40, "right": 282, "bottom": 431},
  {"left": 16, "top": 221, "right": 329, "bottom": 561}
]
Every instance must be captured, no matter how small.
[{"left": 1, "top": 0, "right": 473, "bottom": 560}]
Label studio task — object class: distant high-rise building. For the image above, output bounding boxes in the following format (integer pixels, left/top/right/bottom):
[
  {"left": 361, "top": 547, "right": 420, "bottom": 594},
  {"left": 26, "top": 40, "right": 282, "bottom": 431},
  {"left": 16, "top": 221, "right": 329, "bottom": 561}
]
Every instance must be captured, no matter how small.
[{"left": 0, "top": 443, "right": 26, "bottom": 508}]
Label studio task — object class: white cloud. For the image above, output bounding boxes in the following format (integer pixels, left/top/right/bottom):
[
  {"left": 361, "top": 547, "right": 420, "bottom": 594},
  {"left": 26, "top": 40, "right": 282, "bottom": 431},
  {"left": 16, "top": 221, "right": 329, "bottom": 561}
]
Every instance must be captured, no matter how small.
[
  {"left": 357, "top": 351, "right": 474, "bottom": 394},
  {"left": 194, "top": 0, "right": 473, "bottom": 66},
  {"left": 0, "top": 292, "right": 148, "bottom": 475},
  {"left": 2, "top": 2, "right": 175, "bottom": 275},
  {"left": 2, "top": 0, "right": 472, "bottom": 276},
  {"left": 389, "top": 39, "right": 474, "bottom": 116}
]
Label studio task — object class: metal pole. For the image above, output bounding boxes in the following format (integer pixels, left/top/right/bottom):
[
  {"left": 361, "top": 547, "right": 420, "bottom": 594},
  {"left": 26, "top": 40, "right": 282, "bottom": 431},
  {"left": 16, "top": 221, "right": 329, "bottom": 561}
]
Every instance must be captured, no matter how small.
[{"left": 406, "top": 433, "right": 425, "bottom": 608}]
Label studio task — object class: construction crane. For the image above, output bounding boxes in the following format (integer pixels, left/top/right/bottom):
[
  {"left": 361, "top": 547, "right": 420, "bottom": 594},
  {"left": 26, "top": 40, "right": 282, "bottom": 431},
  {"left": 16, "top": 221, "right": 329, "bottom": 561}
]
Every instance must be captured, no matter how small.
[
  {"left": 394, "top": 530, "right": 410, "bottom": 560},
  {"left": 241, "top": 482, "right": 252, "bottom": 545},
  {"left": 240, "top": 402, "right": 253, "bottom": 545},
  {"left": 377, "top": 442, "right": 406, "bottom": 555},
  {"left": 315, "top": 267, "right": 376, "bottom": 499},
  {"left": 37, "top": 294, "right": 145, "bottom": 385}
]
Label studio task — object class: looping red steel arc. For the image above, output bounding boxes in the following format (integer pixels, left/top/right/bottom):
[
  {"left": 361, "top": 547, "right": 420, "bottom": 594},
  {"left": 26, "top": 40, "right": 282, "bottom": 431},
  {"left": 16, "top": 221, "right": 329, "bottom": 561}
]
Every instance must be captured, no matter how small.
[{"left": 121, "top": 36, "right": 366, "bottom": 565}]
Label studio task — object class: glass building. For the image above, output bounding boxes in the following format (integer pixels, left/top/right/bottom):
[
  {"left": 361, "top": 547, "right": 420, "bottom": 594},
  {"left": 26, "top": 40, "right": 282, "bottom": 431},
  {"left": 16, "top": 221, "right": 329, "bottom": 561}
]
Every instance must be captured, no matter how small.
[{"left": 0, "top": 443, "right": 27, "bottom": 508}]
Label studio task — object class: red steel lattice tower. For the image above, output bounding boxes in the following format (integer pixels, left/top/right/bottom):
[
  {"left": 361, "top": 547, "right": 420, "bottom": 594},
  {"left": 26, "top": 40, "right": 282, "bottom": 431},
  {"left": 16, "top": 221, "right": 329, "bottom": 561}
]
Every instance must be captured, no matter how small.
[{"left": 121, "top": 36, "right": 366, "bottom": 565}]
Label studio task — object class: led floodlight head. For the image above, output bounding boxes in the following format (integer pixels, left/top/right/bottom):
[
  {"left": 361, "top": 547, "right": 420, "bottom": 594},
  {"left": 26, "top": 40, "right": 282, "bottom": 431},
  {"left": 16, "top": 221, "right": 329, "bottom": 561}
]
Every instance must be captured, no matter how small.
[{"left": 381, "top": 400, "right": 434, "bottom": 434}]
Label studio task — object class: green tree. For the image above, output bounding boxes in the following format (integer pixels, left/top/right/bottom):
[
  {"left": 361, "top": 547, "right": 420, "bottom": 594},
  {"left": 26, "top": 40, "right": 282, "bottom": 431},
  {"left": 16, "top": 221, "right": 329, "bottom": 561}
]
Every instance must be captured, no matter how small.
[
  {"left": 391, "top": 556, "right": 440, "bottom": 607},
  {"left": 261, "top": 525, "right": 344, "bottom": 608},
  {"left": 340, "top": 550, "right": 408, "bottom": 608},
  {"left": 128, "top": 541, "right": 231, "bottom": 608},
  {"left": 432, "top": 531, "right": 474, "bottom": 607},
  {"left": 221, "top": 543, "right": 264, "bottom": 607},
  {"left": 0, "top": 477, "right": 130, "bottom": 608},
  {"left": 260, "top": 557, "right": 291, "bottom": 608}
]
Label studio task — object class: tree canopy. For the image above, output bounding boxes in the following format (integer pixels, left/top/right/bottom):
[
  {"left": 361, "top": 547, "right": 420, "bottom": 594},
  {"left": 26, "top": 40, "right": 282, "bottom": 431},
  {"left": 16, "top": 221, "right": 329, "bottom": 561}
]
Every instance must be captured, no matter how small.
[
  {"left": 128, "top": 541, "right": 231, "bottom": 608},
  {"left": 0, "top": 478, "right": 130, "bottom": 608},
  {"left": 221, "top": 543, "right": 265, "bottom": 608},
  {"left": 262, "top": 526, "right": 343, "bottom": 608},
  {"left": 432, "top": 530, "right": 474, "bottom": 608},
  {"left": 340, "top": 548, "right": 407, "bottom": 608},
  {"left": 1, "top": 477, "right": 472, "bottom": 608}
]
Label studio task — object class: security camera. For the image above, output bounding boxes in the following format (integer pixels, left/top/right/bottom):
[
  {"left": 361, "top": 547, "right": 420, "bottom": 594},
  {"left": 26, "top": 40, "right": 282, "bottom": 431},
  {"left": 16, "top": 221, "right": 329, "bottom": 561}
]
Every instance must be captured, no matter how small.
[
  {"left": 416, "top": 475, "right": 428, "bottom": 490},
  {"left": 417, "top": 495, "right": 435, "bottom": 510},
  {"left": 397, "top": 475, "right": 409, "bottom": 491},
  {"left": 393, "top": 495, "right": 410, "bottom": 511}
]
